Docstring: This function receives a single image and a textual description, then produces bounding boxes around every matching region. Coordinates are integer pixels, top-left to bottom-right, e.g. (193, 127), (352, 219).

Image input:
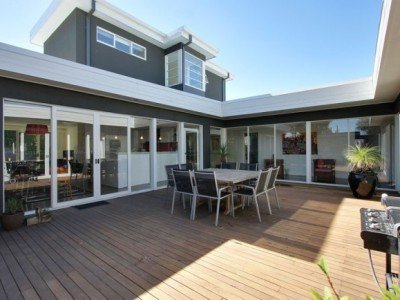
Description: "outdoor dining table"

(203, 168), (260, 215)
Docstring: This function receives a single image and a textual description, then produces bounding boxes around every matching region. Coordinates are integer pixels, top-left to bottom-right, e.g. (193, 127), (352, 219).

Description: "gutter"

(86, 0), (96, 66)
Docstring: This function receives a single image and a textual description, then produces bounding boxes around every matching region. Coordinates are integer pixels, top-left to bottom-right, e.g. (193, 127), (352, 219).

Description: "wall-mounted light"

(140, 136), (144, 140)
(114, 136), (118, 139)
(158, 137), (162, 141)
(102, 137), (105, 140)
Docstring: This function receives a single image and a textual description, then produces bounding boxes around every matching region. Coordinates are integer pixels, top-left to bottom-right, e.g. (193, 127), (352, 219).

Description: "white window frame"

(96, 26), (147, 60)
(165, 50), (182, 87)
(184, 52), (205, 91)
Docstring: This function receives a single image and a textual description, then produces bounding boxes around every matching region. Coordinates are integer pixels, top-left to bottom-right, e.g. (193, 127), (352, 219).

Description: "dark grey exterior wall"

(44, 8), (86, 64)
(205, 71), (225, 101)
(90, 16), (165, 85)
(223, 102), (398, 127)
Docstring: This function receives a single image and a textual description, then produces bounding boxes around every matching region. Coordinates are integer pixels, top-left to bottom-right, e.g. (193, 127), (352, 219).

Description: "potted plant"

(1, 197), (25, 231)
(344, 144), (382, 199)
(27, 207), (52, 226)
(219, 143), (228, 163)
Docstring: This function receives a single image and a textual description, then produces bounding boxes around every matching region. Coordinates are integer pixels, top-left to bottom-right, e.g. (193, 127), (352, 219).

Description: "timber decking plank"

(0, 186), (385, 299)
(0, 234), (39, 300)
(1, 232), (56, 300)
(17, 229), (88, 299)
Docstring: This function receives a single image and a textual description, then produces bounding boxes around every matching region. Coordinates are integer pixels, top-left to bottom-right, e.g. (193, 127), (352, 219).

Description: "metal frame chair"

(165, 164), (180, 188)
(233, 169), (272, 222)
(193, 171), (232, 226)
(239, 163), (258, 171)
(266, 166), (281, 209)
(171, 170), (195, 215)
(220, 162), (237, 170)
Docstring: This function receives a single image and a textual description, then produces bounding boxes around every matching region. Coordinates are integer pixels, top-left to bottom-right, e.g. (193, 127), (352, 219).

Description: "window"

(97, 27), (114, 46)
(185, 52), (204, 91)
(115, 36), (130, 54)
(165, 50), (182, 87)
(96, 27), (146, 60)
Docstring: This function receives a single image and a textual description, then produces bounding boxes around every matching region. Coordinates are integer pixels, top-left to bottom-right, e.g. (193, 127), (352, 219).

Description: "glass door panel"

(100, 115), (128, 195)
(4, 101), (52, 211)
(185, 129), (199, 169)
(56, 111), (93, 202)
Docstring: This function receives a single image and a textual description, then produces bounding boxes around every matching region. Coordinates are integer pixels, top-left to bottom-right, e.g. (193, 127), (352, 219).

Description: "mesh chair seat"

(234, 187), (254, 196)
(193, 171), (233, 226)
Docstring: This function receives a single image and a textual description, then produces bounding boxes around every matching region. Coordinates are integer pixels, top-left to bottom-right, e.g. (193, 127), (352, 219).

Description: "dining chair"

(233, 169), (272, 222)
(171, 170), (195, 215)
(266, 166), (281, 209)
(165, 164), (180, 188)
(220, 162), (237, 170)
(180, 163), (195, 171)
(239, 163), (258, 171)
(193, 171), (232, 226)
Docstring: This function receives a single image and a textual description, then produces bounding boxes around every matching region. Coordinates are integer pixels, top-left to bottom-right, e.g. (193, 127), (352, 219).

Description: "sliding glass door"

(56, 110), (94, 203)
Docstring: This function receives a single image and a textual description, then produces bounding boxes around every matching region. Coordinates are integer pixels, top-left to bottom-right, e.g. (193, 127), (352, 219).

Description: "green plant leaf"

(365, 296), (374, 300)
(310, 289), (324, 300)
(318, 257), (329, 276)
(323, 287), (333, 300)
(340, 296), (349, 300)
(344, 144), (382, 172)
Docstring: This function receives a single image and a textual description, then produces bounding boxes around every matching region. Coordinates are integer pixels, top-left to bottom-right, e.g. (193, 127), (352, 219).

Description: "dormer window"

(96, 27), (146, 60)
(184, 52), (205, 91)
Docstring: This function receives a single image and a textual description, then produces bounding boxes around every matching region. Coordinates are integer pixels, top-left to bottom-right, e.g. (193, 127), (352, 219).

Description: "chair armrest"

(234, 184), (254, 190)
(218, 185), (231, 193)
(381, 193), (400, 207)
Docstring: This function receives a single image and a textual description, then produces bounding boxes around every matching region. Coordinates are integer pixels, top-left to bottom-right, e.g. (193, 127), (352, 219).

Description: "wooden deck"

(0, 185), (391, 299)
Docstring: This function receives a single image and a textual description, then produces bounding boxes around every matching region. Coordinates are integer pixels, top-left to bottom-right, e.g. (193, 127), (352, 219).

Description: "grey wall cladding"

(44, 8), (86, 64)
(90, 16), (165, 85)
(205, 71), (225, 101)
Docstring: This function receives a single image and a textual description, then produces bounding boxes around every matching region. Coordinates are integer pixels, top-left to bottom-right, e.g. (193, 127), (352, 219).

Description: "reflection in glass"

(311, 119), (348, 185)
(349, 116), (394, 189)
(276, 122), (307, 182)
(249, 125), (274, 171)
(227, 127), (247, 164)
(57, 119), (93, 202)
(4, 102), (51, 211)
(210, 127), (221, 168)
(130, 117), (151, 191)
(100, 117), (128, 195)
(157, 120), (178, 187)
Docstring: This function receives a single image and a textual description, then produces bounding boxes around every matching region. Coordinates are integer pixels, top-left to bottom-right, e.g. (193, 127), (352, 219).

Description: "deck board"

(0, 185), (390, 299)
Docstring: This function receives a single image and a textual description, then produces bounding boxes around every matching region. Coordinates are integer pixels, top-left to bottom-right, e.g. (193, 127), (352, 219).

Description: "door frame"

(183, 127), (200, 169)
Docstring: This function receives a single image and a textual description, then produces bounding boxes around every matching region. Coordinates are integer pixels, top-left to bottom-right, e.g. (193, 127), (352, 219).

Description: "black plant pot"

(348, 171), (377, 199)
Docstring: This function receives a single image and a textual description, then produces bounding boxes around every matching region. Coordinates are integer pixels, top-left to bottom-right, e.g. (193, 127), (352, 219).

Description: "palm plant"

(344, 144), (382, 172)
(219, 143), (228, 163)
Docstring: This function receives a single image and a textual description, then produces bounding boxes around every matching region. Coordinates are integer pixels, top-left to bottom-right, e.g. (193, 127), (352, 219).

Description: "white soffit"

(373, 0), (400, 102)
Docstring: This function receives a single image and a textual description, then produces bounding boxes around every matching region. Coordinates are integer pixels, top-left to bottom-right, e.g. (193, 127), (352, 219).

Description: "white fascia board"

(0, 43), (222, 117)
(94, 0), (166, 47)
(205, 60), (234, 80)
(31, 0), (220, 60)
(372, 0), (392, 92)
(30, 0), (92, 46)
(221, 79), (375, 118)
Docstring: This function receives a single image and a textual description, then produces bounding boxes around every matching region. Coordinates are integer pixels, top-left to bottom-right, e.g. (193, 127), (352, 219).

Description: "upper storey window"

(184, 52), (205, 91)
(96, 27), (146, 60)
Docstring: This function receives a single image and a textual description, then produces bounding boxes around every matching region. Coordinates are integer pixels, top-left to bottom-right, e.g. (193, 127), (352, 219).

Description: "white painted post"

(50, 106), (57, 208)
(150, 118), (157, 189)
(178, 122), (185, 164)
(306, 121), (312, 183)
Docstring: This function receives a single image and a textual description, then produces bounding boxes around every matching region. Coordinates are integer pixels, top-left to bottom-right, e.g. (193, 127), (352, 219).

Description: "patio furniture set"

(166, 163), (280, 226)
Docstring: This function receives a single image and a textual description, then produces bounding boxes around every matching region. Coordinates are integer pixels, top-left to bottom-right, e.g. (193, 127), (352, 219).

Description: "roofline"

(30, 0), (225, 66)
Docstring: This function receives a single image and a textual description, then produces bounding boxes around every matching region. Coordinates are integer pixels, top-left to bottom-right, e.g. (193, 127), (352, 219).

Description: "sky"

(0, 0), (382, 100)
